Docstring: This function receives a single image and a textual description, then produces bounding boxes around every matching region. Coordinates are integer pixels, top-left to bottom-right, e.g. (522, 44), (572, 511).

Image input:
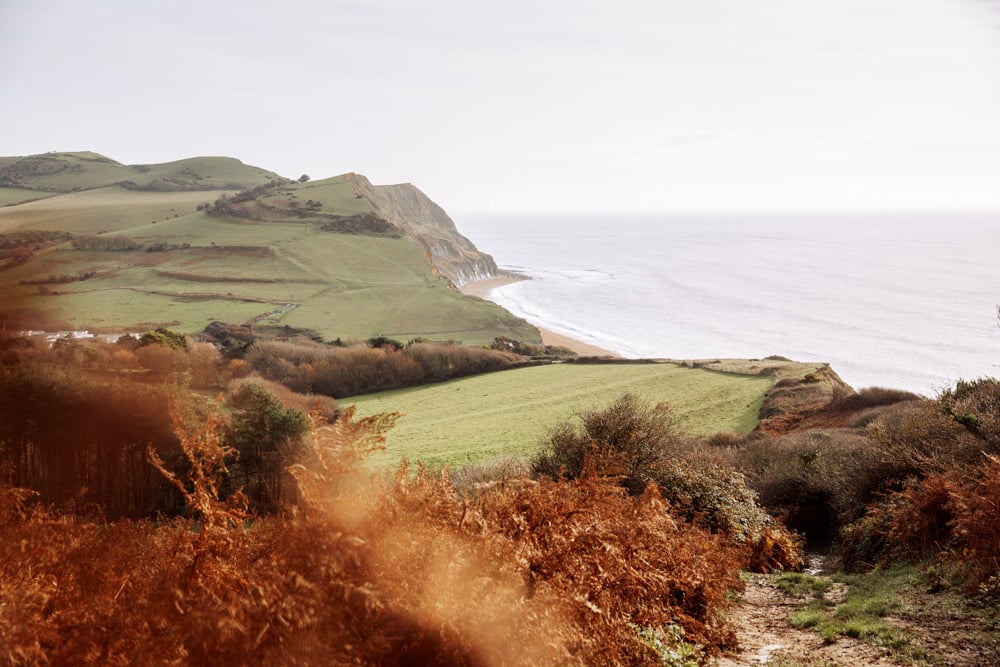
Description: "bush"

(533, 394), (803, 571)
(227, 383), (309, 511)
(732, 429), (892, 543)
(938, 377), (1000, 451)
(247, 339), (518, 398)
(227, 375), (338, 422)
(70, 235), (143, 251)
(532, 393), (681, 495)
(448, 455), (532, 496)
(866, 399), (974, 475)
(845, 455), (1000, 592)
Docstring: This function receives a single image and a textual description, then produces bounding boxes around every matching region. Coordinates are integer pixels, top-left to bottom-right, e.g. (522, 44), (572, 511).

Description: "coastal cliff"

(346, 173), (499, 286)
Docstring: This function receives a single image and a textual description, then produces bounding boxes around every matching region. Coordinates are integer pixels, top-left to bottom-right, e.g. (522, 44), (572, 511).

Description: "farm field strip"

(347, 362), (774, 469)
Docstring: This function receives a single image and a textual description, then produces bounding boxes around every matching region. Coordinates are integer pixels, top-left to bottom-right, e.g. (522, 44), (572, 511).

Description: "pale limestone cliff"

(347, 174), (498, 286)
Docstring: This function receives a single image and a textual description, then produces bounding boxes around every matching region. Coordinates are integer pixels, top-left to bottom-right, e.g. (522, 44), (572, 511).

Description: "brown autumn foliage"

(0, 402), (748, 665)
(838, 379), (1000, 593)
(532, 394), (804, 572)
(0, 360), (187, 516)
(226, 374), (339, 421)
(247, 338), (520, 398)
(871, 456), (1000, 594)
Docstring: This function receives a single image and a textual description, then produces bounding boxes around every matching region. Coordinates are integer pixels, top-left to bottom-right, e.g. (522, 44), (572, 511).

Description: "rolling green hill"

(0, 153), (535, 344)
(0, 152), (281, 194)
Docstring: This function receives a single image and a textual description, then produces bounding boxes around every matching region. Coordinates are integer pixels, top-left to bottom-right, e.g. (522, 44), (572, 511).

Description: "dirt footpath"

(715, 573), (897, 666)
(714, 569), (999, 666)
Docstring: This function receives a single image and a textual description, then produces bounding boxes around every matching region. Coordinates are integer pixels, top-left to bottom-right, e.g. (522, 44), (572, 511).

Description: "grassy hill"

(0, 154), (536, 344)
(0, 152), (281, 194)
(347, 361), (784, 469)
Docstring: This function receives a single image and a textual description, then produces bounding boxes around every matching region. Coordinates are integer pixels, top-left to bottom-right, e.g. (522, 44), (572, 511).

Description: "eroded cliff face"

(346, 174), (498, 286)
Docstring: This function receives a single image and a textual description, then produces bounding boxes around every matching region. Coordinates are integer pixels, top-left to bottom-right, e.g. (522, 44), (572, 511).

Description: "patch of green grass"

(0, 187), (229, 235)
(786, 566), (916, 654)
(775, 572), (833, 598)
(348, 362), (774, 468)
(789, 607), (826, 629)
(769, 658), (842, 667)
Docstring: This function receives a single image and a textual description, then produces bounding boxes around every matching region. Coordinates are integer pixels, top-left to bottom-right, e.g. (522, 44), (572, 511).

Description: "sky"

(2, 0), (1000, 214)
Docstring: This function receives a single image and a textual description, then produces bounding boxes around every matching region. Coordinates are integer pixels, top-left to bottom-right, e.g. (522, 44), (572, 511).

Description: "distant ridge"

(0, 151), (281, 194)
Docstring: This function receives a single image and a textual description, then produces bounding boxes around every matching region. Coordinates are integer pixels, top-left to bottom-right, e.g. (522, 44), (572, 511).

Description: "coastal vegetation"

(1, 154), (997, 663)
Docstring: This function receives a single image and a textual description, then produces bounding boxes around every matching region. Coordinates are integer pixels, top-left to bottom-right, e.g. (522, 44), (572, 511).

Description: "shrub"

(227, 375), (338, 422)
(134, 343), (189, 377)
(247, 338), (518, 398)
(733, 429), (890, 543)
(70, 235), (143, 251)
(947, 454), (1000, 593)
(938, 377), (1000, 451)
(448, 455), (532, 496)
(650, 457), (804, 572)
(227, 382), (309, 511)
(532, 393), (681, 495)
(533, 394), (803, 571)
(866, 399), (968, 474)
(852, 386), (924, 409)
(138, 327), (188, 351)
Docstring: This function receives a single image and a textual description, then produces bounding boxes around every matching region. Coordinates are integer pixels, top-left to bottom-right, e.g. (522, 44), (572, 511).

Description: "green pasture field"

(1, 157), (539, 342)
(0, 187), (230, 235)
(0, 188), (52, 207)
(347, 362), (774, 469)
(2, 205), (537, 342)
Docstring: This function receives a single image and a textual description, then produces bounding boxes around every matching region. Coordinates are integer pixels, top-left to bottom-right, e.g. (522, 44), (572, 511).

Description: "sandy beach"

(460, 275), (620, 358)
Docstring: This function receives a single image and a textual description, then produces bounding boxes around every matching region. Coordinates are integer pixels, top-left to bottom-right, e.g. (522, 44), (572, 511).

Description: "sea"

(458, 211), (1000, 396)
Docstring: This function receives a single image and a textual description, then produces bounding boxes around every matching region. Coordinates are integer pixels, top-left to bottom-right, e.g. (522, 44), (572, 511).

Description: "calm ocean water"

(459, 212), (1000, 395)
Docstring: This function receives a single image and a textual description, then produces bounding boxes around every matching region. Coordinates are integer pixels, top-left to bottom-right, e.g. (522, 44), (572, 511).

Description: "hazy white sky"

(2, 0), (999, 213)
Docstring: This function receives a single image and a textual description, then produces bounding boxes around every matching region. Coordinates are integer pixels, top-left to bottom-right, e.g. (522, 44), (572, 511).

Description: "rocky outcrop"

(346, 174), (498, 286)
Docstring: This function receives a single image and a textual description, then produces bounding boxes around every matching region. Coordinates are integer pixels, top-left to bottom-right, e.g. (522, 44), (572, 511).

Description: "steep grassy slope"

(0, 155), (535, 343)
(348, 361), (776, 468)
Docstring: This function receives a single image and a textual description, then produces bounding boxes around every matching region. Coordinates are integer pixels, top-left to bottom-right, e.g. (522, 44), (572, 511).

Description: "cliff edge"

(347, 174), (498, 286)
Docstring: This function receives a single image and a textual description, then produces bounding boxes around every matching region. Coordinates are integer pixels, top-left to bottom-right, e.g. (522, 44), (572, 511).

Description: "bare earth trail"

(715, 563), (999, 666)
(715, 573), (898, 667)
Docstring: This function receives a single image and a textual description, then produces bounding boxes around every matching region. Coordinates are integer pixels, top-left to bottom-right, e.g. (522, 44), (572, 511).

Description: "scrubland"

(1, 327), (999, 665)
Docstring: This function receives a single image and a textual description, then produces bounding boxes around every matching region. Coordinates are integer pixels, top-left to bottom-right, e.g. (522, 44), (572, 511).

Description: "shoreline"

(460, 274), (621, 358)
